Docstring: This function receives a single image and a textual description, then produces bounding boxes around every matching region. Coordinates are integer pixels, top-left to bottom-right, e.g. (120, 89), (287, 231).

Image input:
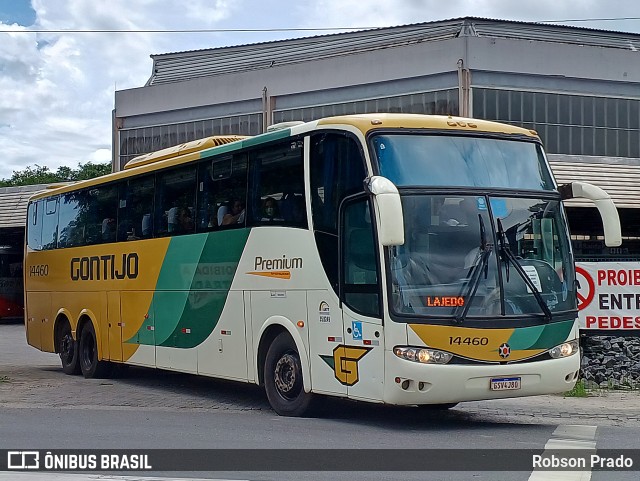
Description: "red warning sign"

(577, 262), (640, 330)
(575, 265), (595, 311)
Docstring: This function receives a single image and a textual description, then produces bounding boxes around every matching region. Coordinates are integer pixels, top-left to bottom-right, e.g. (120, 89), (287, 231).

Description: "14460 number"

(449, 336), (489, 346)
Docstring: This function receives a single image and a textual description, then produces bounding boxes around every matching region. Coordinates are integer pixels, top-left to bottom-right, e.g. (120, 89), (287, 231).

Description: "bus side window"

(58, 191), (86, 248)
(197, 154), (247, 231)
(27, 200), (43, 251)
(119, 175), (155, 241)
(41, 197), (59, 250)
(156, 166), (196, 237)
(310, 133), (367, 293)
(341, 197), (380, 318)
(248, 140), (305, 227)
(92, 185), (118, 244)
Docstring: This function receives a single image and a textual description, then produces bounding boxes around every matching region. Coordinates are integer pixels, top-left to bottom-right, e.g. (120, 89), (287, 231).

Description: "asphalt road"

(1, 320), (639, 481)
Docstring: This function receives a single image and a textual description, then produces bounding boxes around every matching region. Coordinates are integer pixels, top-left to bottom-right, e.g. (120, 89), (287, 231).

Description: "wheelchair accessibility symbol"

(351, 321), (363, 340)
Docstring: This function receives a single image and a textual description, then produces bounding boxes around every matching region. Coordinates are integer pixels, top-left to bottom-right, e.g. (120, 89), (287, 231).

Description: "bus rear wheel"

(79, 322), (111, 379)
(264, 332), (314, 417)
(58, 320), (79, 375)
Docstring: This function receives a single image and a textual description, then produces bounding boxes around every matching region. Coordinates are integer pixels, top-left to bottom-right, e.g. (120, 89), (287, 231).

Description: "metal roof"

(548, 155), (640, 209)
(147, 17), (640, 86)
(0, 185), (48, 228)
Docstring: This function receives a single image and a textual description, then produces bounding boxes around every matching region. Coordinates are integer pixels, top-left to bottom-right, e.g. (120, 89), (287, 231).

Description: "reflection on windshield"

(389, 195), (576, 321)
(373, 134), (554, 190)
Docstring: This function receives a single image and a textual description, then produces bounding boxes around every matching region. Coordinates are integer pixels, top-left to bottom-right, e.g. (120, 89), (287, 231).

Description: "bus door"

(120, 291), (156, 367)
(198, 290), (249, 380)
(25, 292), (50, 350)
(307, 291), (347, 396)
(339, 196), (384, 402)
(155, 291), (197, 373)
(107, 291), (122, 361)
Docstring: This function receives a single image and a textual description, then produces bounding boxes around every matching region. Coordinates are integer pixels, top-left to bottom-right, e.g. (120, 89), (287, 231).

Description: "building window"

(273, 89), (459, 124)
(473, 88), (640, 159)
(118, 113), (263, 170)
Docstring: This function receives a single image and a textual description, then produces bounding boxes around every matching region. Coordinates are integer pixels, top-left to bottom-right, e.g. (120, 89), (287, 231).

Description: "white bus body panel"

(383, 350), (580, 405)
(197, 290), (249, 380)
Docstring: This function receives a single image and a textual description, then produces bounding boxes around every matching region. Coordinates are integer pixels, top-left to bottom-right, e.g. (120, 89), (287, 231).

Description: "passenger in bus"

(440, 198), (477, 227)
(221, 199), (245, 226)
(261, 197), (282, 222)
(176, 206), (194, 233)
(101, 217), (116, 242)
(167, 206), (179, 232)
(167, 204), (194, 233)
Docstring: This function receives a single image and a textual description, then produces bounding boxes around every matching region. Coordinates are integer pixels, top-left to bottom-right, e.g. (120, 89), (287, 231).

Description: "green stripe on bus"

(506, 319), (574, 350)
(127, 228), (250, 348)
(199, 129), (292, 160)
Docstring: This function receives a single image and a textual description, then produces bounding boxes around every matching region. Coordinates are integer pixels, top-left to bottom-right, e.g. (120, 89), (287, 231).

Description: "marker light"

(393, 346), (453, 365)
(549, 339), (580, 359)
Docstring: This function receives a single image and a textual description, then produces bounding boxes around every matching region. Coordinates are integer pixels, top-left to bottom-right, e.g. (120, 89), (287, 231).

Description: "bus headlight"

(393, 346), (453, 364)
(548, 339), (580, 359)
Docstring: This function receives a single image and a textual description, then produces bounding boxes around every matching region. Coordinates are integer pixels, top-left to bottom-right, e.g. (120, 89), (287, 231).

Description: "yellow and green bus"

(24, 114), (621, 416)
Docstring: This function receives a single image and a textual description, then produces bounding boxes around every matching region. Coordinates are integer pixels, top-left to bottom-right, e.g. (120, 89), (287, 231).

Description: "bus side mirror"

(364, 176), (405, 246)
(559, 181), (622, 247)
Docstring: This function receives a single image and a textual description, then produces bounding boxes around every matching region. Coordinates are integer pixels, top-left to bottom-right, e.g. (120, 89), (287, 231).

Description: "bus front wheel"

(58, 320), (80, 375)
(78, 322), (111, 379)
(264, 332), (314, 417)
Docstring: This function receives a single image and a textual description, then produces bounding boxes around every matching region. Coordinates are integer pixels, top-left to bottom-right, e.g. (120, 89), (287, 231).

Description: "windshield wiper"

(496, 218), (552, 322)
(453, 215), (492, 325)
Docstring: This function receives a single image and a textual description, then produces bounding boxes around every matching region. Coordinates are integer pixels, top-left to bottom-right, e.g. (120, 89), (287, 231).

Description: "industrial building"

(109, 17), (639, 260)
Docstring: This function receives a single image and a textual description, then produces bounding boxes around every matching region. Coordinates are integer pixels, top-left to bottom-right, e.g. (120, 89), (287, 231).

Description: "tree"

(0, 162), (112, 187)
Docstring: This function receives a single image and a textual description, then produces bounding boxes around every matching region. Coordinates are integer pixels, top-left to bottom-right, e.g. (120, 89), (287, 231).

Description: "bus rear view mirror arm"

(559, 181), (622, 247)
(364, 176), (405, 246)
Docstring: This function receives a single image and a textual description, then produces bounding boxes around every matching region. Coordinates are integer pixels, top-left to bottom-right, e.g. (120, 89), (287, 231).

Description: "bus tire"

(78, 322), (111, 379)
(264, 332), (313, 417)
(58, 320), (80, 375)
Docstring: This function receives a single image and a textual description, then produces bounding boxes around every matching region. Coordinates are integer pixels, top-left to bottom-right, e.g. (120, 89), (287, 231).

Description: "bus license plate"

(490, 377), (521, 391)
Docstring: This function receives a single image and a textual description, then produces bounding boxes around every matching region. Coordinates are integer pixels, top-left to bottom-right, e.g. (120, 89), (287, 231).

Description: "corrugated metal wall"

(147, 17), (640, 86)
(0, 185), (47, 228)
(548, 155), (640, 208)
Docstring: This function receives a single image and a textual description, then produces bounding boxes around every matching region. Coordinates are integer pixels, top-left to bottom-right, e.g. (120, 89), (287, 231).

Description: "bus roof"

(29, 114), (539, 201)
(124, 135), (247, 170)
(314, 113), (540, 138)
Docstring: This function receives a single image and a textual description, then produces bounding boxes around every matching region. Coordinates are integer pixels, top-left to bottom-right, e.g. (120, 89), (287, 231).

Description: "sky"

(1, 0), (640, 179)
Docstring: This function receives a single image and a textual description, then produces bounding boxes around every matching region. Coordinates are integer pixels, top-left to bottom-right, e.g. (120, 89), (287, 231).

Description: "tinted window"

(118, 176), (154, 241)
(342, 197), (380, 318)
(27, 201), (42, 250)
(156, 166), (196, 237)
(310, 133), (367, 293)
(311, 133), (366, 234)
(42, 197), (59, 250)
(248, 140), (306, 227)
(58, 191), (86, 248)
(198, 154), (248, 231)
(90, 185), (119, 244)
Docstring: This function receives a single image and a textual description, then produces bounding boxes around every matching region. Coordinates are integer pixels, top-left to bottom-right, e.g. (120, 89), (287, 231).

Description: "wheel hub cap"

(274, 354), (296, 393)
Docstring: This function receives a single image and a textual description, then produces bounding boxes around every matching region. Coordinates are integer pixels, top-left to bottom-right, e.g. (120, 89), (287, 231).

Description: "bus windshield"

(372, 133), (554, 190)
(388, 194), (577, 322)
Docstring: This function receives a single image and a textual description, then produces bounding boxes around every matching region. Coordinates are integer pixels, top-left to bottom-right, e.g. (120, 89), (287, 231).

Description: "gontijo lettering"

(70, 253), (139, 281)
